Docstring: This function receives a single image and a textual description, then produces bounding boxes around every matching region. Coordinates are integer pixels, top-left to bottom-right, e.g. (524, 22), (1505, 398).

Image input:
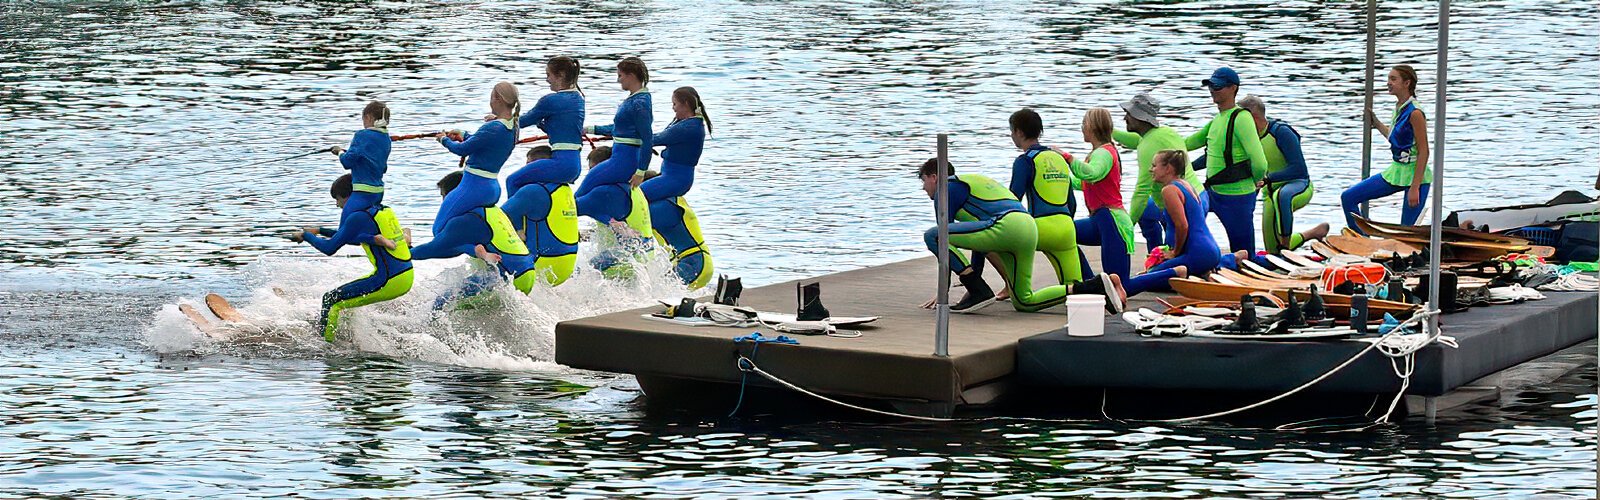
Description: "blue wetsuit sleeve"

(1263, 125), (1309, 183)
(303, 212), (369, 256)
(652, 120), (692, 149)
(518, 95), (555, 131)
(633, 100), (653, 173)
(590, 123), (615, 136)
(339, 132), (364, 171)
(1009, 155), (1032, 201)
(440, 123), (492, 157)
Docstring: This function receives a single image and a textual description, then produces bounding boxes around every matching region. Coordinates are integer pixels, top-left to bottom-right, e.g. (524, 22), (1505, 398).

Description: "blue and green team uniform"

(502, 179), (580, 287)
(1113, 127), (1205, 252)
(1008, 144), (1083, 285)
(1341, 99), (1431, 234)
(302, 205), (413, 342)
(641, 116), (705, 202)
(649, 196), (713, 289)
(339, 127), (392, 218)
(509, 89), (585, 190)
(413, 206), (541, 300)
(578, 88), (653, 223)
(924, 174), (1069, 313)
(1123, 181), (1237, 297)
(436, 118), (517, 235)
(1258, 119), (1315, 252)
(1185, 107), (1268, 254)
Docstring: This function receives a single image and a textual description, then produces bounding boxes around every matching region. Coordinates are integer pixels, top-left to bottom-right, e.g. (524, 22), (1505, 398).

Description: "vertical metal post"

(1426, 0), (1449, 335)
(934, 134), (951, 358)
(1360, 0), (1377, 217)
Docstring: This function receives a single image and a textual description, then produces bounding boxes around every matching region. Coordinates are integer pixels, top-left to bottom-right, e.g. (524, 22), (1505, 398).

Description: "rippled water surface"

(1, 0), (1595, 497)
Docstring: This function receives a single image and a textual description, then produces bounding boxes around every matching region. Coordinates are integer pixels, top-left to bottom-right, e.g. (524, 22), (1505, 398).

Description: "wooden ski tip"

(179, 304), (216, 334)
(204, 293), (245, 322)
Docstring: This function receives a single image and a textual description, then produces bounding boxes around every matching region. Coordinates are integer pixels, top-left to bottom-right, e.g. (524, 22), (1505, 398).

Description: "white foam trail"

(143, 238), (693, 373)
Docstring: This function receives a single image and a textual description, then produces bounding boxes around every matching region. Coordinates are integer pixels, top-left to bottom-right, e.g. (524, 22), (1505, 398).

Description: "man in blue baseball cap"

(1184, 66), (1268, 256)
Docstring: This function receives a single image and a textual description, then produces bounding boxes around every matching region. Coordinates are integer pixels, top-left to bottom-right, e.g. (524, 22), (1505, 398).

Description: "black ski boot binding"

(796, 281), (831, 321)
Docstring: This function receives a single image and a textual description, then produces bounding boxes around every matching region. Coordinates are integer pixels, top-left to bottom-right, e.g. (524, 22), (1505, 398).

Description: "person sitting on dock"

(918, 159), (1125, 313)
(502, 147), (580, 288)
(290, 174), (413, 341)
(1005, 108), (1082, 288)
(1113, 92), (1204, 254)
(1121, 150), (1247, 297)
(1238, 95), (1329, 253)
(1340, 64), (1432, 234)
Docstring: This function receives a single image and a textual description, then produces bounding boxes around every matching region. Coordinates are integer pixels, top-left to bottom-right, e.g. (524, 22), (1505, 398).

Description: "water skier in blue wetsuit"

(290, 174), (413, 341)
(577, 57), (654, 226)
(641, 86), (711, 203)
(331, 101), (392, 219)
(435, 81), (520, 235)
(391, 172), (541, 303)
(501, 147), (580, 288)
(507, 56), (585, 193)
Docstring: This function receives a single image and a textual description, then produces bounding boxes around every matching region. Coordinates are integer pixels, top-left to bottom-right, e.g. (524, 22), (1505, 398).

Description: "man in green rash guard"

(1185, 67), (1269, 255)
(1111, 92), (1204, 253)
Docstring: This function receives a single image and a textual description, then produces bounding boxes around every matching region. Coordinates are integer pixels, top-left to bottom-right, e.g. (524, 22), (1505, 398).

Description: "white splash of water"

(143, 238), (694, 372)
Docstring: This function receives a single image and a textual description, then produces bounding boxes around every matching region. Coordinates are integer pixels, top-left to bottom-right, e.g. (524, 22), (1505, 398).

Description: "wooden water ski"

(179, 304), (217, 336)
(205, 293), (245, 322)
(1169, 277), (1419, 317)
(1352, 214), (1529, 246)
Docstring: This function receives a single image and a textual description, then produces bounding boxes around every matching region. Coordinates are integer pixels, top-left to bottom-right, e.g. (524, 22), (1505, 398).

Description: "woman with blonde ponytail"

(641, 86), (711, 202)
(434, 81), (519, 234)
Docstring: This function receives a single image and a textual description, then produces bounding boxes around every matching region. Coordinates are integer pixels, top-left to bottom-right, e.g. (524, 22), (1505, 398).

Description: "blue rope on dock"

(728, 332), (798, 417)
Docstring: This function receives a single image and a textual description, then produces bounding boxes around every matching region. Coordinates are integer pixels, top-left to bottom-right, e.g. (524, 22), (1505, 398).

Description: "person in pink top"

(1055, 108), (1136, 280)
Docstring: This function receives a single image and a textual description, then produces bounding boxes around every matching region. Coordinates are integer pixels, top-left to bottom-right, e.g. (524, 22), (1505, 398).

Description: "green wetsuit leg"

(320, 269), (414, 341)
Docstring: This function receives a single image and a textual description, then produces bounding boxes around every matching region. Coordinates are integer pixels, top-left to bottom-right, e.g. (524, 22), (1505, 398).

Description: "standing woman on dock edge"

(1340, 65), (1431, 234)
(509, 56), (586, 191)
(435, 82), (521, 234)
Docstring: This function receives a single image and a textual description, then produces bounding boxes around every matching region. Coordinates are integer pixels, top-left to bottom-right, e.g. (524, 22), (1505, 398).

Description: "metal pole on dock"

(934, 134), (951, 358)
(1426, 0), (1449, 337)
(1360, 0), (1377, 217)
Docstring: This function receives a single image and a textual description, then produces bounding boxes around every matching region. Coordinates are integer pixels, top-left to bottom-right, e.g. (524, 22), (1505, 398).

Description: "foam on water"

(143, 238), (693, 372)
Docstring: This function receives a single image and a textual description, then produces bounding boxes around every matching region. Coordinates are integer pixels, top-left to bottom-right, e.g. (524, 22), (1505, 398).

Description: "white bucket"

(1065, 295), (1106, 337)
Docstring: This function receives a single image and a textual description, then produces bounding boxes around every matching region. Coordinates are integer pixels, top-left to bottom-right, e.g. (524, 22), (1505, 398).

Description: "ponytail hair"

(363, 100), (390, 130)
(1393, 64), (1419, 96)
(493, 81), (521, 138)
(1155, 149), (1190, 176)
(672, 86), (712, 136)
(549, 55), (582, 96)
(617, 57), (649, 87)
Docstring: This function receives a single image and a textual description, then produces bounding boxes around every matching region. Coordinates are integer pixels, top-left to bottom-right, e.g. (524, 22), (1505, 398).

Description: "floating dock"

(555, 251), (1597, 419)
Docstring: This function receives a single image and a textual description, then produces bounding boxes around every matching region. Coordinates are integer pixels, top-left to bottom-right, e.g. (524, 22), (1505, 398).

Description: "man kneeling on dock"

(918, 159), (1126, 314)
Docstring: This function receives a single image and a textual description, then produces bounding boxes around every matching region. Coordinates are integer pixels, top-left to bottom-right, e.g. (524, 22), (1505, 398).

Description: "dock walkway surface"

(555, 252), (1597, 416)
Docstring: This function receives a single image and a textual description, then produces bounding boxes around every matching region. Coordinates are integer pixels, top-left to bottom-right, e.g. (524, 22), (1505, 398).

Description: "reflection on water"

(0, 0), (1595, 497)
